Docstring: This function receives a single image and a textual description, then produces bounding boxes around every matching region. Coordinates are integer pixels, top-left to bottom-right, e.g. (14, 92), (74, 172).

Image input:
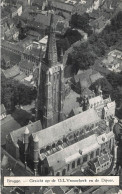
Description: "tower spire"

(45, 12), (57, 67)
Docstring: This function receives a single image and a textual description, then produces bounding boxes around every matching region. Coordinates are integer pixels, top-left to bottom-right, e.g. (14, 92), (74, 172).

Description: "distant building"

(19, 60), (36, 76)
(0, 104), (7, 120)
(50, 0), (74, 19)
(2, 65), (20, 80)
(88, 153), (111, 174)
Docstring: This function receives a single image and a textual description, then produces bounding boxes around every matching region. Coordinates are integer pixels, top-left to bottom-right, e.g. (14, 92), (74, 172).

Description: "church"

(6, 13), (117, 176)
(36, 13), (64, 128)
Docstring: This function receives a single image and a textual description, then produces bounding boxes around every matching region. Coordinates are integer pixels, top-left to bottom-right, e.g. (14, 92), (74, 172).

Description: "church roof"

(9, 120), (42, 145)
(47, 131), (113, 171)
(47, 134), (100, 171)
(32, 109), (100, 149)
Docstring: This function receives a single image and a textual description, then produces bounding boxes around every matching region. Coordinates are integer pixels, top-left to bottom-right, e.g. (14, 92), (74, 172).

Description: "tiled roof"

(1, 148), (32, 176)
(32, 109), (100, 149)
(52, 1), (74, 12)
(52, 187), (64, 194)
(63, 90), (80, 116)
(47, 134), (100, 171)
(35, 13), (63, 27)
(98, 153), (110, 165)
(3, 65), (20, 79)
(1, 114), (21, 145)
(9, 120), (42, 145)
(74, 68), (102, 88)
(0, 104), (6, 114)
(13, 72), (27, 82)
(19, 60), (34, 70)
(1, 48), (21, 65)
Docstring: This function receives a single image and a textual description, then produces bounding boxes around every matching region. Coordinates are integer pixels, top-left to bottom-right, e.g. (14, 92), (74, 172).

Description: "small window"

(72, 161), (75, 169)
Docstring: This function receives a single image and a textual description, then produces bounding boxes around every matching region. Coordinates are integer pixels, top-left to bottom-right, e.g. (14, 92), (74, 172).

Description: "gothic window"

(56, 172), (60, 176)
(72, 161), (75, 169)
(62, 169), (66, 176)
(77, 159), (80, 166)
(52, 143), (56, 148)
(67, 164), (70, 171)
(90, 152), (94, 159)
(83, 155), (87, 163)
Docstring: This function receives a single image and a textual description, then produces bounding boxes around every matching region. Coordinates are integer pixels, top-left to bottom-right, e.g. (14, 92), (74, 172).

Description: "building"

(19, 60), (36, 76)
(6, 107), (116, 176)
(2, 65), (20, 80)
(50, 0), (74, 19)
(88, 153), (111, 174)
(36, 13), (64, 128)
(0, 104), (7, 120)
(101, 49), (122, 72)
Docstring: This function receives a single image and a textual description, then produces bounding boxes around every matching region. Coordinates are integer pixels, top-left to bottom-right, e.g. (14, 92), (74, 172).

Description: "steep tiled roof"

(9, 120), (42, 144)
(32, 109), (100, 149)
(1, 48), (21, 65)
(1, 114), (21, 145)
(1, 148), (32, 176)
(3, 65), (20, 79)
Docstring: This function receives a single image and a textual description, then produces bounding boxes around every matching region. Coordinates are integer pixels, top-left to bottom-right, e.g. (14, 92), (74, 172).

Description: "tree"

(70, 13), (92, 35)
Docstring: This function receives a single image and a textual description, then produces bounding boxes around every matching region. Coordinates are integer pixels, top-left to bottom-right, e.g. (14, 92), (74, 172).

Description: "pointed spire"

(33, 135), (39, 142)
(45, 12), (57, 67)
(24, 127), (29, 134)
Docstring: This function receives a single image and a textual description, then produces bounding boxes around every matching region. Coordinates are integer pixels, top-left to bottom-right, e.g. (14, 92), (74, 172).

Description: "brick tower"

(36, 13), (64, 128)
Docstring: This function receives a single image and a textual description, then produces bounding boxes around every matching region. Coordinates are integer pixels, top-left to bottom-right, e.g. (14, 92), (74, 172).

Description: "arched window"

(62, 169), (66, 176)
(67, 164), (70, 171)
(77, 158), (80, 166)
(52, 143), (56, 148)
(56, 172), (60, 176)
(72, 161), (75, 169)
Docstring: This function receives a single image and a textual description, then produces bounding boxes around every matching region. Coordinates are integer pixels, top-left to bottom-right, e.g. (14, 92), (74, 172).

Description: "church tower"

(36, 13), (64, 128)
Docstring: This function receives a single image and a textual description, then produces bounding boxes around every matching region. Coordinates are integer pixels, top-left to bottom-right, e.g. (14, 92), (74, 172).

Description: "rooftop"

(1, 48), (21, 65)
(1, 114), (21, 145)
(19, 60), (34, 70)
(2, 65), (20, 79)
(9, 120), (42, 145)
(47, 132), (113, 171)
(1, 148), (32, 176)
(32, 109), (100, 149)
(0, 104), (6, 114)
